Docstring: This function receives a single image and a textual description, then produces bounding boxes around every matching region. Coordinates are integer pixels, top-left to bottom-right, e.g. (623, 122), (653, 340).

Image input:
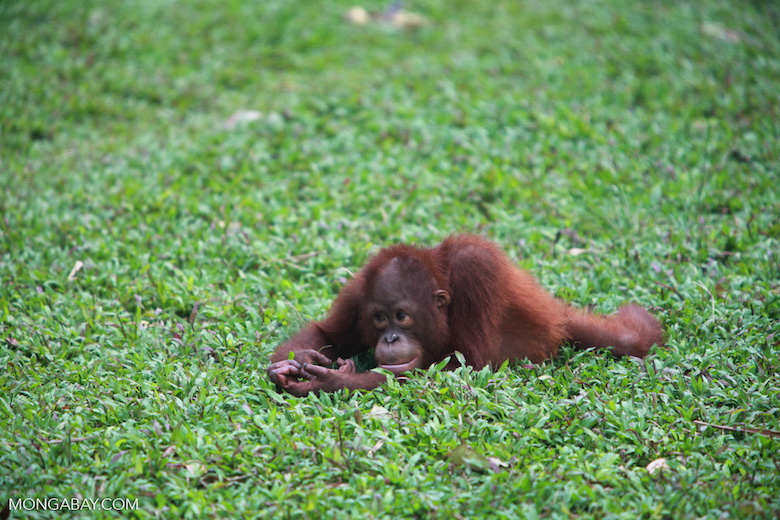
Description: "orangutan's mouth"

(378, 357), (419, 374)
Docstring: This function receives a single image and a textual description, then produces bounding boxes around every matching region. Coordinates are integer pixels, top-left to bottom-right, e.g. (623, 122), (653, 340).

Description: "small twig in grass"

(224, 474), (253, 484)
(652, 281), (682, 299)
(260, 252), (320, 269)
(43, 434), (99, 444)
(694, 281), (716, 324)
(116, 318), (130, 343)
(693, 420), (780, 438)
(285, 252), (319, 264)
(198, 473), (253, 488)
(189, 301), (200, 331)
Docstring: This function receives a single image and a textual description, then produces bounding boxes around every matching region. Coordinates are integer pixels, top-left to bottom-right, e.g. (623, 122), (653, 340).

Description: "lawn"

(1, 0), (779, 518)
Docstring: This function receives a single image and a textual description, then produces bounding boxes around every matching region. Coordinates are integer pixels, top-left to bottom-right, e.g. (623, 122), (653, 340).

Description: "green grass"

(1, 0), (779, 518)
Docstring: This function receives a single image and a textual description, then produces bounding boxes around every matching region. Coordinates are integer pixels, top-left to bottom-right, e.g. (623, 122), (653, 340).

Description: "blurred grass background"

(1, 0), (779, 518)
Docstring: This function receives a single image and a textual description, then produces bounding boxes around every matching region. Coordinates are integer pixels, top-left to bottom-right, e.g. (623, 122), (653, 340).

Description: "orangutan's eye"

(395, 311), (413, 326)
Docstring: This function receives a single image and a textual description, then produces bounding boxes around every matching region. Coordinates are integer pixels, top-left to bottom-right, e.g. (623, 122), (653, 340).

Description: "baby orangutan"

(268, 235), (663, 396)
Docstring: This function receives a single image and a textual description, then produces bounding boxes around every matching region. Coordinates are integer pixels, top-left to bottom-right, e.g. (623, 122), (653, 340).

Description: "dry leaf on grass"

(223, 110), (262, 130)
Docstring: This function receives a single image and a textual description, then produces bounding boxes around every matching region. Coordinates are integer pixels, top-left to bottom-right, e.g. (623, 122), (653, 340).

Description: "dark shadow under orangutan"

(267, 235), (664, 396)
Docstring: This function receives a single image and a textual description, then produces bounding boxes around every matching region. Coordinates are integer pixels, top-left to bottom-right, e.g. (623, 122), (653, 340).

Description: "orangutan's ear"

(434, 290), (450, 308)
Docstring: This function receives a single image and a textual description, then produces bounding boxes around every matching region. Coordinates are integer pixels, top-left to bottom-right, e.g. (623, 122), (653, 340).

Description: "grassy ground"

(2, 0), (779, 518)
